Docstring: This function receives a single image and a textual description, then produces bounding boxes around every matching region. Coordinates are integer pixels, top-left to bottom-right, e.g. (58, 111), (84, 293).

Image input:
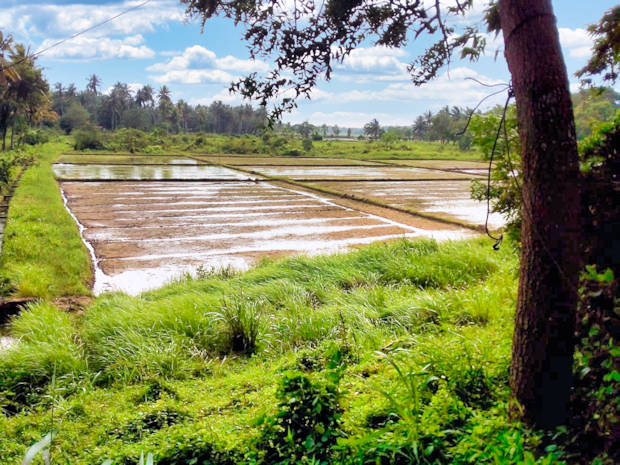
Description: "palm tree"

(157, 85), (173, 124)
(363, 118), (381, 139)
(135, 85), (154, 108)
(108, 82), (132, 129)
(0, 32), (19, 86)
(0, 44), (50, 149)
(86, 74), (101, 95)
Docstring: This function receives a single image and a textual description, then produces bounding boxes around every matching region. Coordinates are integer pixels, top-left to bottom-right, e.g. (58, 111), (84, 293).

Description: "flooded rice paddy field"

(57, 154), (202, 165)
(383, 159), (491, 170)
(247, 166), (474, 180)
(312, 180), (505, 228)
(53, 163), (259, 181)
(60, 180), (473, 294)
(53, 153), (503, 295)
(194, 155), (382, 166)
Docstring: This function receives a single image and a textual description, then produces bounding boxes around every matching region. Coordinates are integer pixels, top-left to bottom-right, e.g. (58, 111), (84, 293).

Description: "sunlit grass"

(0, 142), (92, 297)
(0, 237), (524, 463)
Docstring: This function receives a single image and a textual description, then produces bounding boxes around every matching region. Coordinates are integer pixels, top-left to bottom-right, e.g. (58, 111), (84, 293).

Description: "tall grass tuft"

(216, 295), (266, 354)
(0, 302), (86, 412)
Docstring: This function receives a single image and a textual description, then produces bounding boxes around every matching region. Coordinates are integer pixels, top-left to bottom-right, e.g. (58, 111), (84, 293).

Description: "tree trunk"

(498, 0), (581, 429)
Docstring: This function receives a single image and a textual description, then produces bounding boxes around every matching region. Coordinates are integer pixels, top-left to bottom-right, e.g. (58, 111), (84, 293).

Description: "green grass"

(0, 137), (568, 463)
(310, 138), (482, 160)
(0, 237), (567, 465)
(71, 131), (482, 161)
(0, 141), (92, 297)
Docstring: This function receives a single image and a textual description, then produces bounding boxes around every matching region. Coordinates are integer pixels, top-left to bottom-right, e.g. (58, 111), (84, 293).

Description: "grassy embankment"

(0, 141), (91, 298)
(0, 236), (568, 464)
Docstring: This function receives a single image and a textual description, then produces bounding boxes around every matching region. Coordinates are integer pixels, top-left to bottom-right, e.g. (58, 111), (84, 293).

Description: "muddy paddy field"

(53, 154), (498, 295)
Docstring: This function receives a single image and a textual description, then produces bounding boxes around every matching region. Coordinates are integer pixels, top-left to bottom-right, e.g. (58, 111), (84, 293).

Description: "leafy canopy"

(182, 0), (488, 118)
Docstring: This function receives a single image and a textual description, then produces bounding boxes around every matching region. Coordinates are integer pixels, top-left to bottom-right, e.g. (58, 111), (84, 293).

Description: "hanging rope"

(482, 87), (515, 250)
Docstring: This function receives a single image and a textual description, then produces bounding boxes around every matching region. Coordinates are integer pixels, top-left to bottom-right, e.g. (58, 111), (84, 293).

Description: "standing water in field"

(59, 179), (475, 295)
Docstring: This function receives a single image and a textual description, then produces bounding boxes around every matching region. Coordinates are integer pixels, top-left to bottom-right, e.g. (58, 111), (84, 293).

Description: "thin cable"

(465, 77), (510, 88)
(495, 87), (578, 292)
(0, 0), (153, 71)
(484, 91), (512, 250)
(457, 86), (509, 136)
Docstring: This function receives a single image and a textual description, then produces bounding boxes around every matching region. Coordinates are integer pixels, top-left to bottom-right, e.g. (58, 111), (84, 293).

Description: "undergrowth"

(0, 237), (572, 464)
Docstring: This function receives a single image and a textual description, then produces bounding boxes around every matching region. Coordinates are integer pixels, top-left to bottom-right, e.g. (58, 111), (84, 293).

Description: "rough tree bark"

(498, 0), (581, 428)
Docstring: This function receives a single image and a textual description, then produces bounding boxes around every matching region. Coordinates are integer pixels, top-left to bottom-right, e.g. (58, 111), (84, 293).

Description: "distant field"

(309, 138), (482, 160)
(246, 165), (475, 180)
(71, 133), (483, 160)
(57, 154), (200, 165)
(382, 159), (490, 169)
(193, 155), (382, 166)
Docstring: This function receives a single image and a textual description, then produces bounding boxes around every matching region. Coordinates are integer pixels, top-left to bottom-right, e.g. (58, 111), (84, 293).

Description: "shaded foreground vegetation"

(0, 236), (583, 464)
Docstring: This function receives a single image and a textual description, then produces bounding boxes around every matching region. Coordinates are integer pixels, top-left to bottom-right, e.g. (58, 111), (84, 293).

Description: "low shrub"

(73, 127), (104, 150)
(22, 129), (51, 146)
(255, 368), (343, 464)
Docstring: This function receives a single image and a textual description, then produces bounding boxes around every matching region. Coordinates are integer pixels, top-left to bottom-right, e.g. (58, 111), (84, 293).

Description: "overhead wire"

(0, 0), (153, 71)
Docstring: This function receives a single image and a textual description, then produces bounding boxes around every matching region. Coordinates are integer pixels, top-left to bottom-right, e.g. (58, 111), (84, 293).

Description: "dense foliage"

(52, 79), (268, 136)
(1, 237), (546, 464)
(0, 33), (56, 150)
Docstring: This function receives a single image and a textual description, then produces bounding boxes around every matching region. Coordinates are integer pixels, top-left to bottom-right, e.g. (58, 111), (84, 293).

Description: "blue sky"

(1, 0), (617, 127)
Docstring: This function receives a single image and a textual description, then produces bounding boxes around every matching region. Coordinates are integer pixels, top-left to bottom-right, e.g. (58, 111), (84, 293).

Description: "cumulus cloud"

(148, 45), (270, 84)
(559, 28), (594, 59)
(148, 45), (270, 73)
(103, 82), (144, 96)
(40, 35), (155, 60)
(0, 0), (184, 39)
(329, 68), (507, 107)
(336, 46), (408, 75)
(151, 69), (236, 85)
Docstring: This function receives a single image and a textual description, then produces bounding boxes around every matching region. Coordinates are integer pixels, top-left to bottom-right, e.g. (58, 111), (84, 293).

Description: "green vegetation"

(0, 237), (571, 464)
(0, 141), (91, 297)
(68, 129), (482, 160)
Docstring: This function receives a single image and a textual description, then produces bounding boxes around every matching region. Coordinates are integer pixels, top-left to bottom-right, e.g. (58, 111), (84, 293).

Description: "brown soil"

(53, 296), (93, 313)
(248, 166), (473, 180)
(58, 157), (486, 294)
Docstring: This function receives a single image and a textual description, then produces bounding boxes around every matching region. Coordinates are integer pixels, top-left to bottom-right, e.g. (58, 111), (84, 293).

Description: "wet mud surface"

(383, 159), (491, 170)
(53, 164), (258, 181)
(57, 154), (200, 165)
(247, 166), (474, 180)
(60, 180), (474, 295)
(313, 180), (505, 228)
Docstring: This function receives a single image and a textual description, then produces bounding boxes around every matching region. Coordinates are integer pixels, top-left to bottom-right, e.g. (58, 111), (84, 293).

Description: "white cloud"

(40, 35), (155, 61)
(569, 82), (583, 94)
(148, 45), (269, 74)
(328, 68), (507, 107)
(103, 82), (144, 96)
(0, 0), (185, 40)
(336, 46), (408, 74)
(190, 89), (242, 106)
(559, 28), (592, 48)
(151, 69), (235, 85)
(559, 28), (593, 59)
(148, 45), (270, 84)
(290, 111), (415, 127)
